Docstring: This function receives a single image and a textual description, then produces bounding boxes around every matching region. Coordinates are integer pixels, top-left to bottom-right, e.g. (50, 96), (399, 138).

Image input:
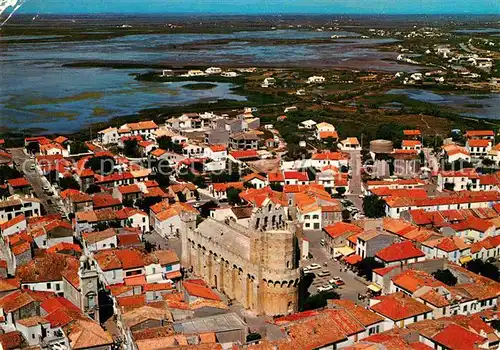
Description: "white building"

(205, 67), (222, 74)
(307, 76), (326, 84)
(339, 138), (361, 151)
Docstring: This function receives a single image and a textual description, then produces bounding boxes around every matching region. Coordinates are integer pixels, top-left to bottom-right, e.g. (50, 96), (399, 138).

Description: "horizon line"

(9, 12), (500, 16)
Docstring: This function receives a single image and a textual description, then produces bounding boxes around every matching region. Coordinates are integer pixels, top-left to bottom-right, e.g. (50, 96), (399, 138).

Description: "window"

(312, 215), (319, 219)
(413, 316), (417, 322)
(143, 217), (146, 223)
(368, 326), (379, 335)
(88, 294), (95, 308)
(463, 305), (467, 312)
(56, 284), (60, 291)
(305, 223), (310, 228)
(46, 283), (51, 289)
(304, 215), (310, 220)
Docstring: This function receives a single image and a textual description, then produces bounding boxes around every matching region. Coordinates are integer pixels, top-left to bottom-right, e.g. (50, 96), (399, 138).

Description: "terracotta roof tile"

(376, 241), (425, 263)
(182, 280), (221, 301)
(370, 292), (432, 321)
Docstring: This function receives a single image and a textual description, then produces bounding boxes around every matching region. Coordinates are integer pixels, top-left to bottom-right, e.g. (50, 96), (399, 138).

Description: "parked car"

(334, 279), (345, 286)
(306, 263), (321, 270)
(317, 270), (331, 277)
(318, 285), (334, 293)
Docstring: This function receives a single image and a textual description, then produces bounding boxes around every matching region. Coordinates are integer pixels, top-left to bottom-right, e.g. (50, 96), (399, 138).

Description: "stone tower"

(78, 255), (100, 323)
(180, 210), (197, 266)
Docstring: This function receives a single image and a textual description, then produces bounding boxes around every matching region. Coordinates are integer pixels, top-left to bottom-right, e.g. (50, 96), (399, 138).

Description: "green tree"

(324, 137), (337, 150)
(199, 200), (218, 218)
(177, 192), (187, 203)
(0, 165), (21, 184)
(26, 142), (40, 155)
(482, 158), (495, 167)
(355, 257), (384, 281)
(124, 139), (140, 158)
(70, 141), (88, 155)
(270, 183), (283, 192)
(362, 195), (387, 218)
(419, 151), (425, 165)
(85, 184), (101, 194)
(466, 259), (500, 281)
(136, 196), (163, 212)
(158, 136), (182, 154)
(86, 156), (115, 175)
(226, 187), (242, 205)
(59, 177), (80, 190)
(336, 187), (346, 197)
(246, 333), (262, 342)
(0, 186), (10, 199)
(432, 269), (458, 286)
(376, 123), (407, 149)
(444, 160), (474, 171)
(302, 290), (340, 311)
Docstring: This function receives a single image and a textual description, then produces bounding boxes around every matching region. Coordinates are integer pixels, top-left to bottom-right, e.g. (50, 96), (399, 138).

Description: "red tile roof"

(451, 217), (493, 233)
(118, 184), (142, 195)
(92, 193), (121, 209)
(7, 177), (30, 188)
(343, 254), (362, 265)
(268, 171), (285, 182)
(229, 150), (259, 159)
(319, 131), (339, 139)
(466, 130), (494, 137)
(468, 139), (491, 147)
(0, 214), (25, 231)
(312, 152), (347, 161)
(324, 222), (363, 239)
(370, 292), (432, 321)
(402, 140), (421, 147)
(212, 182), (244, 192)
(433, 324), (486, 350)
(47, 242), (82, 254)
(283, 171), (309, 181)
(0, 331), (23, 350)
(117, 233), (142, 247)
(376, 241), (425, 263)
(209, 144), (226, 152)
(373, 266), (398, 276)
(183, 281), (221, 301)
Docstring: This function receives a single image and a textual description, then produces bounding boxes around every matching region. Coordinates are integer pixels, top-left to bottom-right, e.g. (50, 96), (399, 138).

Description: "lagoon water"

(1, 30), (413, 133)
(388, 89), (500, 119)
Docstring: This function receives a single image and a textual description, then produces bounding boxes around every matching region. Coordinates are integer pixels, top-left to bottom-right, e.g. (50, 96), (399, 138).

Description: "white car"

(317, 270), (331, 277)
(307, 263), (321, 270)
(318, 285), (334, 292)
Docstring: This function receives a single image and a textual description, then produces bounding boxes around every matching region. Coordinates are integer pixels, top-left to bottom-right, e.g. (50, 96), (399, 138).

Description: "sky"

(12, 0), (500, 15)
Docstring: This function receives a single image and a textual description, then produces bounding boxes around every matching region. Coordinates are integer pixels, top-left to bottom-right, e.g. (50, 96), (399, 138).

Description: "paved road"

(303, 229), (369, 303)
(10, 148), (60, 215)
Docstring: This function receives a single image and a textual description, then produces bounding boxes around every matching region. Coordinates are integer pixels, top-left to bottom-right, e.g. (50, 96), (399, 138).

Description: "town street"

(303, 229), (369, 303)
(10, 148), (61, 215)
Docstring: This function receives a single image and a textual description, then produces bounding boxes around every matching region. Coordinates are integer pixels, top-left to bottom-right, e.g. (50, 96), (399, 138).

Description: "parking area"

(303, 229), (369, 302)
